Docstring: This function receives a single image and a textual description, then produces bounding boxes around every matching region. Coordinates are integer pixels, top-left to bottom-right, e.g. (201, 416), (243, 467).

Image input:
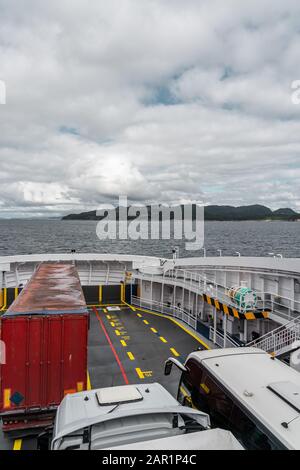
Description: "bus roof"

(188, 348), (300, 450)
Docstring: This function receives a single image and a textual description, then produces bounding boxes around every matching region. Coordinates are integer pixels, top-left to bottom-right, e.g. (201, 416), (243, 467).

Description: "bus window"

(178, 371), (193, 407)
(229, 405), (278, 450)
(198, 375), (234, 429)
(178, 359), (204, 408)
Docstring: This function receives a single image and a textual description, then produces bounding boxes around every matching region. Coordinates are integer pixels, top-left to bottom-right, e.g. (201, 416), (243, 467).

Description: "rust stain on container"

(6, 263), (87, 315)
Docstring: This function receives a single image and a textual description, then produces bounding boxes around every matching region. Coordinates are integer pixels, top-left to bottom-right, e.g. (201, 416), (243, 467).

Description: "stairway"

(247, 316), (300, 356)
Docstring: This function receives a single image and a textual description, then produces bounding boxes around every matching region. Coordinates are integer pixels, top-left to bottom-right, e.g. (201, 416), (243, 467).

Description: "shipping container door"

(62, 316), (88, 395)
(27, 317), (44, 408)
(46, 316), (64, 406)
(1, 317), (43, 411)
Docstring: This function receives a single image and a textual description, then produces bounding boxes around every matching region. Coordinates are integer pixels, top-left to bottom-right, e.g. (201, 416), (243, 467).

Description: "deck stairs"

(247, 316), (300, 356)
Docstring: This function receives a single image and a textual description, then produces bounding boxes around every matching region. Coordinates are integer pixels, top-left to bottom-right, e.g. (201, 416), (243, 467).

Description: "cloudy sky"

(0, 0), (300, 217)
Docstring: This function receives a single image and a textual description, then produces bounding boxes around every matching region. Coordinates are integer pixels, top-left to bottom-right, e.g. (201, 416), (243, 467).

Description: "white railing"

(247, 316), (300, 354)
(209, 327), (241, 349)
(134, 268), (300, 322)
(131, 295), (197, 330)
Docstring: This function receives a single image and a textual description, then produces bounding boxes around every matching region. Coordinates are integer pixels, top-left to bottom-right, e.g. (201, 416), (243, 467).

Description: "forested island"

(62, 205), (300, 222)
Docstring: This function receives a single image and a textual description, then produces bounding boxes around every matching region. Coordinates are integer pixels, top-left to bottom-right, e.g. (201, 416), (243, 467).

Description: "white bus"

(165, 347), (300, 450)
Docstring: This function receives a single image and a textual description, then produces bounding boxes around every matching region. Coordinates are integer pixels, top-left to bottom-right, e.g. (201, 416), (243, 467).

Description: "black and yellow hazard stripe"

(202, 294), (270, 320)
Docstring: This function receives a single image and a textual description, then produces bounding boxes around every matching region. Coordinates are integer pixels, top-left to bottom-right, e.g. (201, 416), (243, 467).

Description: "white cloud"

(0, 0), (300, 217)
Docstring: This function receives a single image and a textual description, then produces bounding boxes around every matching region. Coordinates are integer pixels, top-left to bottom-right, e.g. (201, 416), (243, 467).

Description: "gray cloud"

(0, 0), (300, 217)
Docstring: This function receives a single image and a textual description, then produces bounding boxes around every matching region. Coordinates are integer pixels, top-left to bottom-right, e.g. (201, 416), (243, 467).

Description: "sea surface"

(0, 219), (299, 258)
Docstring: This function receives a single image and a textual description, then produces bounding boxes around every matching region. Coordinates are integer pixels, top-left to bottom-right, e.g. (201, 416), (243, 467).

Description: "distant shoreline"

(62, 204), (300, 222)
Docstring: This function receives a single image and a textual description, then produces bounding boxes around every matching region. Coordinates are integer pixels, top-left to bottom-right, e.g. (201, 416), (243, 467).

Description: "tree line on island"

(62, 204), (300, 221)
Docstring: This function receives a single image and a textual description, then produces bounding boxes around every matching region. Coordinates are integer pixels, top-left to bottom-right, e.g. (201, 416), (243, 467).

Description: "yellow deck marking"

(122, 300), (136, 311)
(13, 439), (22, 451)
(151, 327), (158, 333)
(143, 320), (149, 325)
(120, 340), (127, 347)
(87, 371), (92, 390)
(106, 314), (111, 319)
(170, 348), (180, 357)
(133, 307), (210, 350)
(143, 371), (153, 378)
(137, 313), (142, 318)
(135, 368), (145, 379)
(110, 322), (115, 327)
(103, 309), (108, 313)
(127, 352), (135, 361)
(115, 330), (121, 336)
(159, 336), (167, 343)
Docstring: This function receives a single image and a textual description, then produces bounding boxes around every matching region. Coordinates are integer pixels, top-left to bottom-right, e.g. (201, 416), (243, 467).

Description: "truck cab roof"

(52, 383), (211, 450)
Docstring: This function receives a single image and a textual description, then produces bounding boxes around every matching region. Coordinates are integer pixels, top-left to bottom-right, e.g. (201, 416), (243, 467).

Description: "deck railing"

(133, 268), (300, 322)
(131, 295), (197, 330)
(209, 327), (241, 349)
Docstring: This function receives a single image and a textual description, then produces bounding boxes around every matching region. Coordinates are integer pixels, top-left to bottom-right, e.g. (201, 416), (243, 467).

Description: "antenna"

(281, 414), (300, 429)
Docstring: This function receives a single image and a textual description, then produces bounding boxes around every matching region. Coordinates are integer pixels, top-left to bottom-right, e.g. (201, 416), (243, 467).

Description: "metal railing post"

(223, 314), (227, 348)
(214, 307), (217, 344)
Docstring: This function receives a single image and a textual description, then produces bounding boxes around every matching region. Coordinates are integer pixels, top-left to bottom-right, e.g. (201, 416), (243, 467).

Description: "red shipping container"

(0, 263), (89, 431)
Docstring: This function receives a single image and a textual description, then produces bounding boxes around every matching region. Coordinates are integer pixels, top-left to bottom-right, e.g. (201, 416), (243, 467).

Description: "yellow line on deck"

(151, 327), (158, 333)
(137, 313), (142, 318)
(107, 314), (111, 319)
(122, 300), (136, 311)
(127, 352), (135, 361)
(110, 322), (115, 327)
(135, 368), (145, 379)
(143, 320), (149, 325)
(120, 340), (127, 347)
(115, 330), (121, 336)
(159, 336), (167, 343)
(170, 347), (180, 357)
(13, 439), (22, 451)
(134, 307), (210, 350)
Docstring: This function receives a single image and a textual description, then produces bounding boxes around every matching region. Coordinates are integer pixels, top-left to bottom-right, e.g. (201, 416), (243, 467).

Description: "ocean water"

(0, 219), (299, 258)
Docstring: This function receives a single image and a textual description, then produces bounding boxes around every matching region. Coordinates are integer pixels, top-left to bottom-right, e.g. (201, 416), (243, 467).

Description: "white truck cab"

(49, 382), (242, 450)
